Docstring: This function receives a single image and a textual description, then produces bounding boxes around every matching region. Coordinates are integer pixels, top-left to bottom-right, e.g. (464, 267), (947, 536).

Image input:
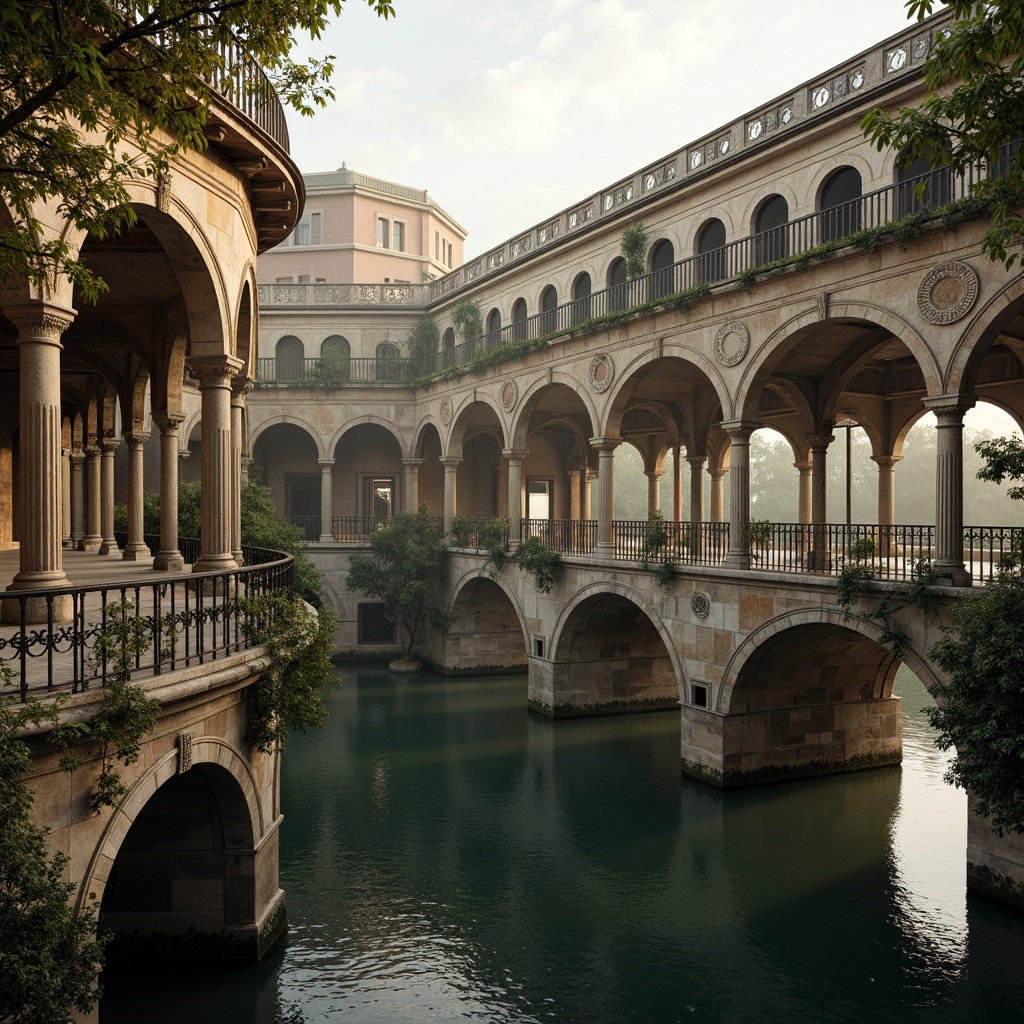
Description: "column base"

(122, 542), (151, 561)
(77, 536), (102, 552)
(722, 551), (751, 571)
(317, 534), (334, 545)
(98, 539), (120, 556)
(232, 547), (245, 564)
(193, 554), (238, 574)
(934, 561), (973, 587)
(2, 573), (73, 624)
(153, 550), (185, 571)
(595, 542), (615, 556)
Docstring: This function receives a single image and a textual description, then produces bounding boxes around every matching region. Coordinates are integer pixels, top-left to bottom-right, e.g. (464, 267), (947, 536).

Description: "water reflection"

(102, 663), (1024, 1024)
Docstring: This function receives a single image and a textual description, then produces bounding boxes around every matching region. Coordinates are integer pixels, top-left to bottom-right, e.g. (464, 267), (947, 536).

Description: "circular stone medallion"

(691, 592), (711, 619)
(439, 397), (453, 425)
(917, 262), (979, 325)
(714, 320), (750, 367)
(500, 378), (519, 412)
(589, 354), (615, 393)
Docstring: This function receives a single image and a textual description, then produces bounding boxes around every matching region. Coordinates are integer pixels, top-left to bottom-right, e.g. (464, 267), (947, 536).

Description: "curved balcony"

(0, 541), (294, 702)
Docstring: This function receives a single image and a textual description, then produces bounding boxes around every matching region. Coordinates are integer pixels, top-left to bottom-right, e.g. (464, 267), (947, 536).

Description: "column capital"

(645, 468), (664, 479)
(123, 430), (150, 447)
(401, 458), (423, 468)
(686, 454), (708, 468)
(793, 459), (812, 473)
(440, 456), (462, 468)
(318, 458), (335, 468)
(922, 393), (977, 422)
(153, 411), (185, 434)
(805, 432), (835, 452)
(4, 300), (76, 344)
(99, 436), (120, 453)
(187, 354), (244, 389)
(870, 454), (902, 469)
(721, 419), (760, 440)
(231, 375), (256, 398)
(501, 447), (529, 461)
(69, 450), (85, 467)
(708, 467), (728, 480)
(590, 436), (623, 452)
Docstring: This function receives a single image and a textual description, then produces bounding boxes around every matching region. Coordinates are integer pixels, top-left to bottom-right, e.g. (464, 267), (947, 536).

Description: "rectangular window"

(393, 221), (405, 252)
(298, 274), (311, 284)
(275, 276), (293, 284)
(435, 231), (440, 260)
(378, 217), (389, 248)
(447, 242), (453, 267)
(293, 211), (322, 246)
(359, 603), (395, 644)
(527, 479), (552, 520)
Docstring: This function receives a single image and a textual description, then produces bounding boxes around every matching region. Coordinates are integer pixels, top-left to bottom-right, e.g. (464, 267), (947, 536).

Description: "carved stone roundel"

(589, 354), (614, 393)
(500, 379), (518, 412)
(439, 397), (453, 426)
(917, 261), (979, 325)
(714, 320), (750, 367)
(691, 592), (711, 619)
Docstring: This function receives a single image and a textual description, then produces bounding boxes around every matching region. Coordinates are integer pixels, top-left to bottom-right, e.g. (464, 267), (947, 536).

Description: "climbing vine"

(511, 535), (563, 594)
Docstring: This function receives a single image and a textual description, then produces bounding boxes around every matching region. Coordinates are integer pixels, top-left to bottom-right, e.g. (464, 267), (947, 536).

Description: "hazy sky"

(286, 0), (914, 257)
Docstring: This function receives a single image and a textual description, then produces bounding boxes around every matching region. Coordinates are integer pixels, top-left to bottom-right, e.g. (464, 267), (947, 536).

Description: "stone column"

(924, 394), (975, 586)
(241, 455), (253, 485)
(504, 448), (527, 549)
(318, 459), (335, 543)
(122, 431), (150, 560)
(154, 414), (185, 570)
(79, 444), (102, 552)
(61, 448), (72, 548)
(230, 380), (252, 565)
(3, 302), (75, 621)
(673, 445), (683, 522)
(709, 467), (727, 522)
(794, 459), (813, 525)
(98, 436), (120, 555)
(721, 422), (757, 570)
(441, 457), (460, 534)
(0, 432), (12, 551)
(591, 437), (622, 555)
(401, 459), (421, 514)
(70, 449), (85, 548)
(191, 356), (242, 573)
(645, 470), (663, 515)
(583, 469), (595, 520)
(807, 434), (834, 570)
(568, 468), (582, 522)
(872, 454), (901, 557)
(687, 456), (706, 523)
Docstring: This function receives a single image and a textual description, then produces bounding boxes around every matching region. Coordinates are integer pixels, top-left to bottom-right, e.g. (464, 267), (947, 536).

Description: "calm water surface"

(102, 663), (1024, 1023)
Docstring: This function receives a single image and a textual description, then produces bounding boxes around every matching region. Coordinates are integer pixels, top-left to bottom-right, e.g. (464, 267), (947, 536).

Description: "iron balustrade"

(256, 356), (411, 386)
(0, 543), (294, 702)
(284, 515), (321, 542)
(330, 515), (393, 542)
(450, 517), (509, 552)
(522, 519), (597, 555)
(965, 525), (1024, 583)
(112, 532), (203, 564)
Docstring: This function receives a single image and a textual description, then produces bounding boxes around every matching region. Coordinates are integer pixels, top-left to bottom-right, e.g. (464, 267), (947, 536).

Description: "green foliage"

(850, 536), (877, 562)
(450, 512), (471, 548)
(975, 434), (1024, 501)
(243, 595), (337, 753)
(620, 222), (649, 280)
(480, 517), (509, 578)
(836, 563), (875, 610)
(860, 1), (1024, 268)
(927, 570), (1024, 834)
(638, 510), (674, 585)
(345, 508), (449, 661)
(451, 300), (483, 342)
(178, 480), (202, 541)
(303, 358), (350, 390)
(406, 317), (439, 377)
(0, 0), (396, 301)
(511, 535), (562, 594)
(0, 688), (105, 1024)
(743, 519), (773, 561)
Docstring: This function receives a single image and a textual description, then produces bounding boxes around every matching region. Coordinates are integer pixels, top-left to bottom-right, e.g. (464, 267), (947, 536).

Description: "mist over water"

(101, 664), (1024, 1023)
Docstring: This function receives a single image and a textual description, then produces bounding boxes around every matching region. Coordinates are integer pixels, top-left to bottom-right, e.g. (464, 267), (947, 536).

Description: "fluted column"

(70, 449), (85, 548)
(191, 356), (242, 573)
(402, 459), (421, 514)
(872, 454), (901, 558)
(98, 437), (120, 555)
(687, 456), (706, 523)
(591, 437), (622, 554)
(230, 380), (252, 564)
(61, 448), (72, 548)
(924, 394), (975, 586)
(722, 422), (757, 570)
(79, 445), (103, 552)
(318, 459), (335, 542)
(794, 459), (812, 525)
(154, 414), (184, 570)
(442, 457), (460, 534)
(504, 448), (527, 549)
(3, 302), (74, 621)
(709, 467), (727, 522)
(807, 434), (834, 570)
(645, 470), (663, 515)
(122, 431), (150, 560)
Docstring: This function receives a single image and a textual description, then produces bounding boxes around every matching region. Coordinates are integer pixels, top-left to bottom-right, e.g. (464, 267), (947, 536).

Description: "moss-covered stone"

(967, 862), (1024, 910)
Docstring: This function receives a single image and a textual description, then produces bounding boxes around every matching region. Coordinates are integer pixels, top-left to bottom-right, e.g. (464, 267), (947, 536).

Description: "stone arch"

(804, 152), (876, 210)
(511, 374), (598, 451)
(446, 393), (508, 458)
(541, 581), (685, 713)
(233, 271), (256, 378)
(326, 414), (408, 461)
(735, 301), (943, 422)
(740, 181), (799, 236)
(445, 569), (530, 671)
(249, 414), (327, 461)
(78, 736), (266, 916)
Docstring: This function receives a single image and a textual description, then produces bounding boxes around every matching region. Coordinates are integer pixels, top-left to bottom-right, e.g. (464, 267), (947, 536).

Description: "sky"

(285, 0), (915, 257)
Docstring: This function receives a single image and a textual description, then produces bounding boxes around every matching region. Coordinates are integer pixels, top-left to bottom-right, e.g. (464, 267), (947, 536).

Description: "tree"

(861, 1), (1024, 267)
(406, 316), (439, 377)
(451, 299), (482, 342)
(620, 222), (648, 280)
(0, 695), (105, 1024)
(345, 508), (448, 665)
(0, 0), (396, 300)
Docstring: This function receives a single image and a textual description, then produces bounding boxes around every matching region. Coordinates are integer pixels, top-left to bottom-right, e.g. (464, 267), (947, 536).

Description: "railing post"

(590, 437), (622, 556)
(503, 448), (527, 550)
(722, 421), (758, 570)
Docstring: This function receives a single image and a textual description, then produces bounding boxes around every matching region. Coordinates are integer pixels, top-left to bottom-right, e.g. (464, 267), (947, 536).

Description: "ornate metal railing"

(612, 520), (730, 567)
(451, 517), (509, 552)
(256, 356), (409, 386)
(209, 33), (290, 150)
(284, 515), (321, 542)
(523, 519), (597, 556)
(965, 525), (1024, 583)
(330, 515), (393, 542)
(1, 543), (294, 702)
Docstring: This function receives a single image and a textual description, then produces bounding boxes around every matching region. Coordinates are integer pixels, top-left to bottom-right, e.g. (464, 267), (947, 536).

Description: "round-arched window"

(573, 272), (592, 323)
(820, 167), (862, 241)
(608, 257), (627, 311)
(540, 285), (558, 334)
(512, 298), (528, 340)
(754, 195), (789, 263)
(275, 335), (304, 382)
(649, 239), (675, 299)
(696, 219), (727, 283)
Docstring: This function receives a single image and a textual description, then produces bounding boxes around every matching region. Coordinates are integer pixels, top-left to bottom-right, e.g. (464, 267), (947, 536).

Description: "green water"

(101, 664), (1024, 1023)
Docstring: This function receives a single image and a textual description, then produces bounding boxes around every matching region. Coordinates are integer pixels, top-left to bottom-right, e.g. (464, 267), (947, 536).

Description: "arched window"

(897, 148), (951, 215)
(512, 298), (528, 341)
(820, 167), (862, 242)
(375, 342), (400, 382)
(754, 195), (789, 264)
(608, 257), (627, 311)
(486, 308), (502, 344)
(275, 335), (304, 382)
(442, 327), (455, 350)
(540, 285), (558, 334)
(649, 239), (675, 299)
(321, 335), (350, 365)
(990, 138), (1024, 182)
(572, 272), (592, 323)
(696, 219), (727, 283)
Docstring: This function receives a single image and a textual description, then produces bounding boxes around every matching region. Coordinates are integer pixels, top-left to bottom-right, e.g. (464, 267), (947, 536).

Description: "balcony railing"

(256, 356), (409, 386)
(1, 542), (294, 702)
(209, 34), (290, 150)
(258, 283), (428, 308)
